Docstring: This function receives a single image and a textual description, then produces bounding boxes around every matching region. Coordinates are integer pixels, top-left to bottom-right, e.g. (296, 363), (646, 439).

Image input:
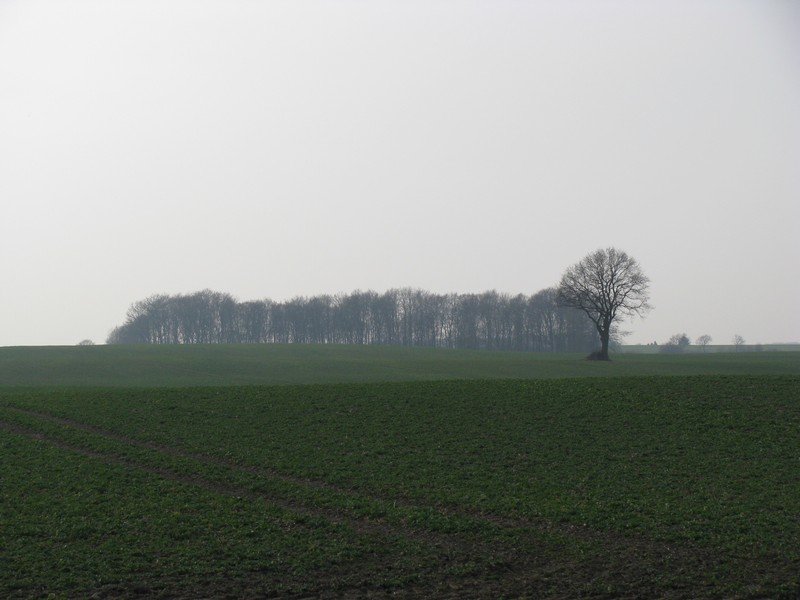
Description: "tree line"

(106, 288), (600, 352)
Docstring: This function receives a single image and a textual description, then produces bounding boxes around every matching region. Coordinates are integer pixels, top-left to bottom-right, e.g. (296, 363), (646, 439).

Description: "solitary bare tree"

(696, 334), (712, 350)
(557, 247), (651, 361)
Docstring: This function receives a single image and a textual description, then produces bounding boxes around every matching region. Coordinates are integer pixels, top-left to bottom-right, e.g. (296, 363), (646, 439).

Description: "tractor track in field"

(0, 407), (748, 598)
(0, 417), (480, 550)
(0, 417), (531, 591)
(0, 416), (590, 599)
(5, 406), (713, 553)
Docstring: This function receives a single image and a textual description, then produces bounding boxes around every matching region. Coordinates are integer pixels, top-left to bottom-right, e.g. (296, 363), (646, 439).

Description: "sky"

(1, 0), (798, 346)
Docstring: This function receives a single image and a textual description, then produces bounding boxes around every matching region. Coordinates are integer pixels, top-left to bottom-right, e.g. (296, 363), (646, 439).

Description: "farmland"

(1, 344), (798, 387)
(1, 347), (799, 598)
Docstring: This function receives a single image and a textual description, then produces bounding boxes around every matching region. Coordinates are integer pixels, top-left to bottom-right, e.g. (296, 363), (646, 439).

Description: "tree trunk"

(589, 321), (611, 361)
(598, 327), (610, 360)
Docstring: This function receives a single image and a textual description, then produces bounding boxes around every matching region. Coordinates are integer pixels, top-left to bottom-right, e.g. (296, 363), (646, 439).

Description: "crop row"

(2, 375), (799, 597)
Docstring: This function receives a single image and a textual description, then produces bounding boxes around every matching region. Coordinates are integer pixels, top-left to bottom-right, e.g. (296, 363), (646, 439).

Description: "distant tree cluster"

(107, 288), (600, 352)
(658, 333), (759, 353)
(660, 333), (692, 353)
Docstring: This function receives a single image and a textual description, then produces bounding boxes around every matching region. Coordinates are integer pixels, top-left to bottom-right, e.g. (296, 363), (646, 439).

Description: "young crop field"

(1, 344), (798, 386)
(2, 367), (799, 597)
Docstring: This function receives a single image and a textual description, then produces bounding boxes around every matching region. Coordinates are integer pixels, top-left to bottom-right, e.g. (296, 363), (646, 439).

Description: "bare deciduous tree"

(696, 334), (712, 350)
(106, 287), (600, 352)
(733, 334), (745, 349)
(557, 247), (651, 361)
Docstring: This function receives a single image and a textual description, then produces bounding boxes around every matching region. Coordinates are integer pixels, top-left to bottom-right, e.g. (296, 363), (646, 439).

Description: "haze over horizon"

(2, 0), (799, 347)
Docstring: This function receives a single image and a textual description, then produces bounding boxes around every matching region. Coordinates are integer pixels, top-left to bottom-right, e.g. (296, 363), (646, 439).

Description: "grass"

(0, 343), (798, 386)
(2, 367), (799, 597)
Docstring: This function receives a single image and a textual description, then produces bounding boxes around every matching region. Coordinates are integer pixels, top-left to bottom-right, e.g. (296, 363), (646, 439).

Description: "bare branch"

(557, 247), (651, 360)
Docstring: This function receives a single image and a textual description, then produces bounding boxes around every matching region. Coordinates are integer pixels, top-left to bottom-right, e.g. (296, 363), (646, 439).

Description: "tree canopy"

(107, 287), (600, 353)
(557, 247), (650, 360)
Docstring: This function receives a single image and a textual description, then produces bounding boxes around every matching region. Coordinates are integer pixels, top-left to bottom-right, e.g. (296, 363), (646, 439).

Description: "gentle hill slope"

(1, 344), (798, 387)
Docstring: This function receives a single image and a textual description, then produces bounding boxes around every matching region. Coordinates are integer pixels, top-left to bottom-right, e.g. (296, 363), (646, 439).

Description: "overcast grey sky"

(1, 0), (798, 346)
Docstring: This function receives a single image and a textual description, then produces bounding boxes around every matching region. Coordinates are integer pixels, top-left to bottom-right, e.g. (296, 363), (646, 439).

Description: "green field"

(2, 346), (799, 598)
(622, 344), (800, 354)
(1, 344), (798, 386)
